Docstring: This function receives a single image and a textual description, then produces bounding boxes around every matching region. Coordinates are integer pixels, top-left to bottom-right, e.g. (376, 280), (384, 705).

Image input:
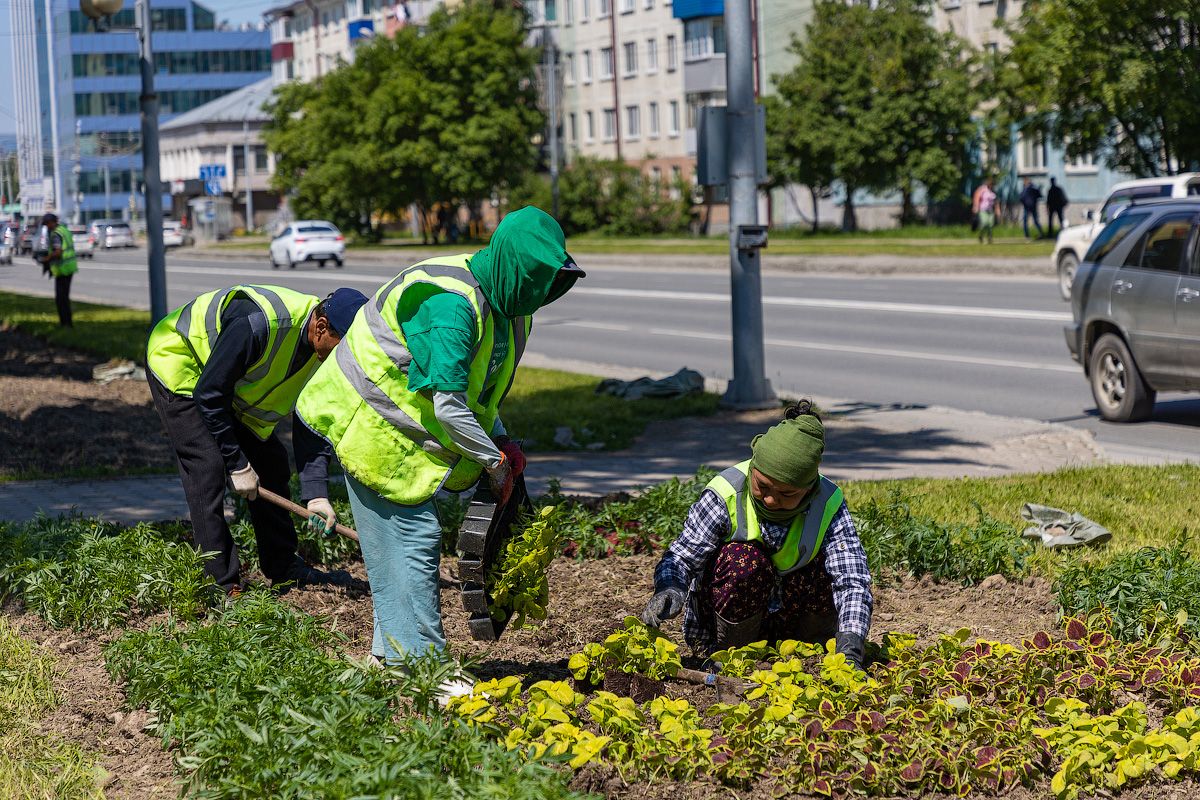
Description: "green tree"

(770, 0), (977, 229)
(265, 0), (543, 238)
(1001, 0), (1200, 177)
(763, 94), (835, 232)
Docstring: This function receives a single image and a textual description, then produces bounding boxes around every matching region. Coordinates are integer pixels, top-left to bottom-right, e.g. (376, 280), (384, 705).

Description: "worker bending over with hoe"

(146, 285), (368, 596)
(641, 401), (874, 669)
(294, 207), (584, 682)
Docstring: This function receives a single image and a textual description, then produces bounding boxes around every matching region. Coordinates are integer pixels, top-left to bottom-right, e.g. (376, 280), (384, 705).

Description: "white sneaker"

(435, 676), (476, 707)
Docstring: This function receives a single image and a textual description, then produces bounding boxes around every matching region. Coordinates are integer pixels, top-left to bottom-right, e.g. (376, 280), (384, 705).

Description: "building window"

(598, 0), (610, 17)
(644, 0), (653, 8)
(646, 38), (658, 72)
(650, 166), (661, 184)
(619, 0), (633, 12)
(581, 0), (589, 20)
(586, 111), (595, 141)
(623, 42), (637, 76)
(582, 50), (592, 82)
(666, 35), (678, 71)
(603, 108), (616, 141)
(648, 101), (660, 137)
(564, 0), (574, 23)
(626, 105), (640, 139)
(669, 100), (680, 135)
(1066, 150), (1098, 173)
(600, 47), (614, 79)
(670, 166), (682, 198)
(565, 52), (576, 84)
(255, 147), (269, 172)
(569, 112), (578, 141)
(684, 18), (726, 61)
(1018, 130), (1047, 174)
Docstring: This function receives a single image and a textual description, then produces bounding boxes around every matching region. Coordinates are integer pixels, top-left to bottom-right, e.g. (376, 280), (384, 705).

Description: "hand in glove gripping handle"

(496, 439), (526, 477)
(486, 452), (515, 508)
(640, 587), (686, 628)
(306, 498), (336, 535)
(229, 464), (259, 500)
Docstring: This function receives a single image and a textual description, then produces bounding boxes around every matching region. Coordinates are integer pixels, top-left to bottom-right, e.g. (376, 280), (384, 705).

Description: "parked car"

(1064, 197), (1200, 422)
(162, 220), (193, 248)
(0, 238), (11, 265)
(88, 220), (135, 249)
(2, 223), (18, 249)
(69, 225), (95, 259)
(1053, 173), (1200, 301)
(268, 220), (345, 269)
(18, 223), (39, 255)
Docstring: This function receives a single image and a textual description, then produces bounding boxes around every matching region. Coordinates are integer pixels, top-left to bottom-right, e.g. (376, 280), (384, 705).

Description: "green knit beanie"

(749, 414), (825, 489)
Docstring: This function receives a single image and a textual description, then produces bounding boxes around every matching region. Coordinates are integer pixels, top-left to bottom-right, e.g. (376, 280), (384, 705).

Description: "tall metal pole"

(242, 116), (254, 231)
(608, 2), (621, 162)
(103, 160), (111, 216)
(44, 0), (64, 215)
(136, 0), (168, 322)
(546, 29), (560, 218)
(721, 0), (775, 409)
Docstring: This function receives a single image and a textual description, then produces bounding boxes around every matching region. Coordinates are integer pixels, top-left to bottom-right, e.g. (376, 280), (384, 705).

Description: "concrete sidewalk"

(0, 389), (1118, 525)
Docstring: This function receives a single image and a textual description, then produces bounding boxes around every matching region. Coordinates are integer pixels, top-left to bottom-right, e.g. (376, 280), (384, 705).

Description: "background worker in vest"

(33, 212), (76, 327)
(146, 285), (368, 596)
(640, 401), (874, 669)
(294, 207), (584, 679)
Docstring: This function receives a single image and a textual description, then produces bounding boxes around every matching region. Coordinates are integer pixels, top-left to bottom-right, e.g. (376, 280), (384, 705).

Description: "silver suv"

(1065, 198), (1200, 421)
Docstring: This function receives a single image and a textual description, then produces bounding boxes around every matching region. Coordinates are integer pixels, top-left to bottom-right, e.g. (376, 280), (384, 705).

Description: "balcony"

(684, 53), (725, 95)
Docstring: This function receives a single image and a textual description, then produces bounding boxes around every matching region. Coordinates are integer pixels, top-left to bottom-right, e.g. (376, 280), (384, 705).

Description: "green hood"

(469, 207), (572, 319)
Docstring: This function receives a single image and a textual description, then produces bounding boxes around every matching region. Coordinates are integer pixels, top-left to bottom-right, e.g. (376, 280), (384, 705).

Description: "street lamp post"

(81, 0), (168, 323)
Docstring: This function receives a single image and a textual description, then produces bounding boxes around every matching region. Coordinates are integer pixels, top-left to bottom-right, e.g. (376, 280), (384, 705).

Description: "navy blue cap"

(322, 288), (368, 337)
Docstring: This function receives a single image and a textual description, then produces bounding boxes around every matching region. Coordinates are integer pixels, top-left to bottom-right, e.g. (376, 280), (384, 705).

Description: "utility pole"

(608, 1), (621, 162)
(242, 116), (254, 231)
(44, 0), (64, 215)
(135, 0), (167, 322)
(721, 0), (775, 409)
(545, 28), (560, 218)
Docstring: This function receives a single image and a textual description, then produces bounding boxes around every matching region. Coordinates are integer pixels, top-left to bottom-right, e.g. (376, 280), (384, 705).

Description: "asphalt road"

(3, 246), (1198, 462)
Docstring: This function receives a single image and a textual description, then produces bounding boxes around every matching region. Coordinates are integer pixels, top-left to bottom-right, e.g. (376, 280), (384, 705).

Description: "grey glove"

(835, 631), (866, 671)
(229, 464), (259, 500)
(640, 587), (686, 628)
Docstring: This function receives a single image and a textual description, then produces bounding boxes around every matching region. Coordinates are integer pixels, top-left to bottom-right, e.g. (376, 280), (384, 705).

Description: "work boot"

(714, 610), (766, 649)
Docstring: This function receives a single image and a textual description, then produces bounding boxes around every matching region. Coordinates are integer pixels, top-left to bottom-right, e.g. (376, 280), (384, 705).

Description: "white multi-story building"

(555, 0), (690, 180)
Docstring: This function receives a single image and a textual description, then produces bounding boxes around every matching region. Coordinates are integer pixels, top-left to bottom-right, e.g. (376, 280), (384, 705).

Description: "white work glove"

(229, 464), (259, 500)
(306, 497), (336, 536)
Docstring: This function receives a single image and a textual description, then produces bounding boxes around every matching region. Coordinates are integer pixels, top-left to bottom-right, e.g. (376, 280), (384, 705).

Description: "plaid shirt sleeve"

(823, 500), (874, 640)
(653, 489), (729, 594)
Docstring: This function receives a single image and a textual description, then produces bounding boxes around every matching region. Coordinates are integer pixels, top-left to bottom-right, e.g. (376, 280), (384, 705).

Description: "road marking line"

(72, 263), (384, 284)
(568, 321), (1078, 373)
(572, 287), (1071, 322)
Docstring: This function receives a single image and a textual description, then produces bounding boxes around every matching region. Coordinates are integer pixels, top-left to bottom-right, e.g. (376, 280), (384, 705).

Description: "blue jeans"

(1023, 207), (1043, 238)
(345, 472), (446, 661)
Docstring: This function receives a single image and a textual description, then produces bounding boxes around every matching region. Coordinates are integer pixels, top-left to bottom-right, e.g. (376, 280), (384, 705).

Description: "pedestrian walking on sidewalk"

(1047, 177), (1069, 237)
(974, 179), (997, 244)
(294, 207), (585, 681)
(146, 285), (368, 596)
(34, 213), (76, 327)
(1020, 178), (1045, 239)
(640, 400), (874, 670)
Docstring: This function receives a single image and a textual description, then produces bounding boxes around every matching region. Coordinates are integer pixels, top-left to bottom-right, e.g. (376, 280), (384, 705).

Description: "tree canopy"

(264, 0), (543, 238)
(768, 0), (977, 229)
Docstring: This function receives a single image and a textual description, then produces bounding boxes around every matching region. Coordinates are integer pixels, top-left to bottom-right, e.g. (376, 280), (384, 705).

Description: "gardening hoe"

(257, 487), (360, 542)
(457, 474), (533, 642)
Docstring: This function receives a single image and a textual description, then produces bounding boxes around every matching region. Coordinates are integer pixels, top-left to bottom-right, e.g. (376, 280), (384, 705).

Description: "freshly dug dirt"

(7, 610), (177, 798)
(0, 327), (172, 479)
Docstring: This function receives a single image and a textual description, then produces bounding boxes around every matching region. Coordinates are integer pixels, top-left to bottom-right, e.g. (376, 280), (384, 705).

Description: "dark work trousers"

(54, 274), (72, 327)
(147, 374), (298, 590)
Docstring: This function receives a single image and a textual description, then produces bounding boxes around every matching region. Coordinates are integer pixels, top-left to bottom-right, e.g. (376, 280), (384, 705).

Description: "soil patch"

(0, 327), (172, 479)
(7, 609), (178, 798)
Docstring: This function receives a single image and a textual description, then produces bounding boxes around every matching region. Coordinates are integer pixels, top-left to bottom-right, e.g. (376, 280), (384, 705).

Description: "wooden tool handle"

(257, 487), (359, 542)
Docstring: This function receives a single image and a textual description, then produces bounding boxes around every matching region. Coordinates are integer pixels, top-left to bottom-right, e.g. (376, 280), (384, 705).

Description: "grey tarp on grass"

(1021, 503), (1112, 549)
(595, 367), (704, 400)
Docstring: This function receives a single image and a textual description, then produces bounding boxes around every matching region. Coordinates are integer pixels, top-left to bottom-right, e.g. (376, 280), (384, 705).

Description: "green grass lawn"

(843, 463), (1200, 577)
(0, 291), (717, 455)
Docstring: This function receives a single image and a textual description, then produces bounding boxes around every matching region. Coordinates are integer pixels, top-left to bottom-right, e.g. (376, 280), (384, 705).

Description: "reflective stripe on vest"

(52, 224), (77, 277)
(146, 284), (320, 440)
(708, 460), (844, 574)
(295, 255), (531, 506)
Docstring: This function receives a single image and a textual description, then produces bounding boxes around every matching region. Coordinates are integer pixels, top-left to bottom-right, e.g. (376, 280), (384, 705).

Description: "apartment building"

(556, 0), (690, 181)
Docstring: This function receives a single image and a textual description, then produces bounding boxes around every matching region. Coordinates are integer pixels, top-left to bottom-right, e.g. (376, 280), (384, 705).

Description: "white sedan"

(162, 221), (192, 248)
(268, 221), (346, 269)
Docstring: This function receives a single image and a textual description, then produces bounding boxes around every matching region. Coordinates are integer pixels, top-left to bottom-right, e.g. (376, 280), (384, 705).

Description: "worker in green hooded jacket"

(294, 206), (584, 681)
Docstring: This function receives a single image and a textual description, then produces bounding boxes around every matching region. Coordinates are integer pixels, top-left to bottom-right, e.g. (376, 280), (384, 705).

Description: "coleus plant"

(451, 615), (1200, 798)
(486, 506), (567, 627)
(567, 616), (682, 685)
